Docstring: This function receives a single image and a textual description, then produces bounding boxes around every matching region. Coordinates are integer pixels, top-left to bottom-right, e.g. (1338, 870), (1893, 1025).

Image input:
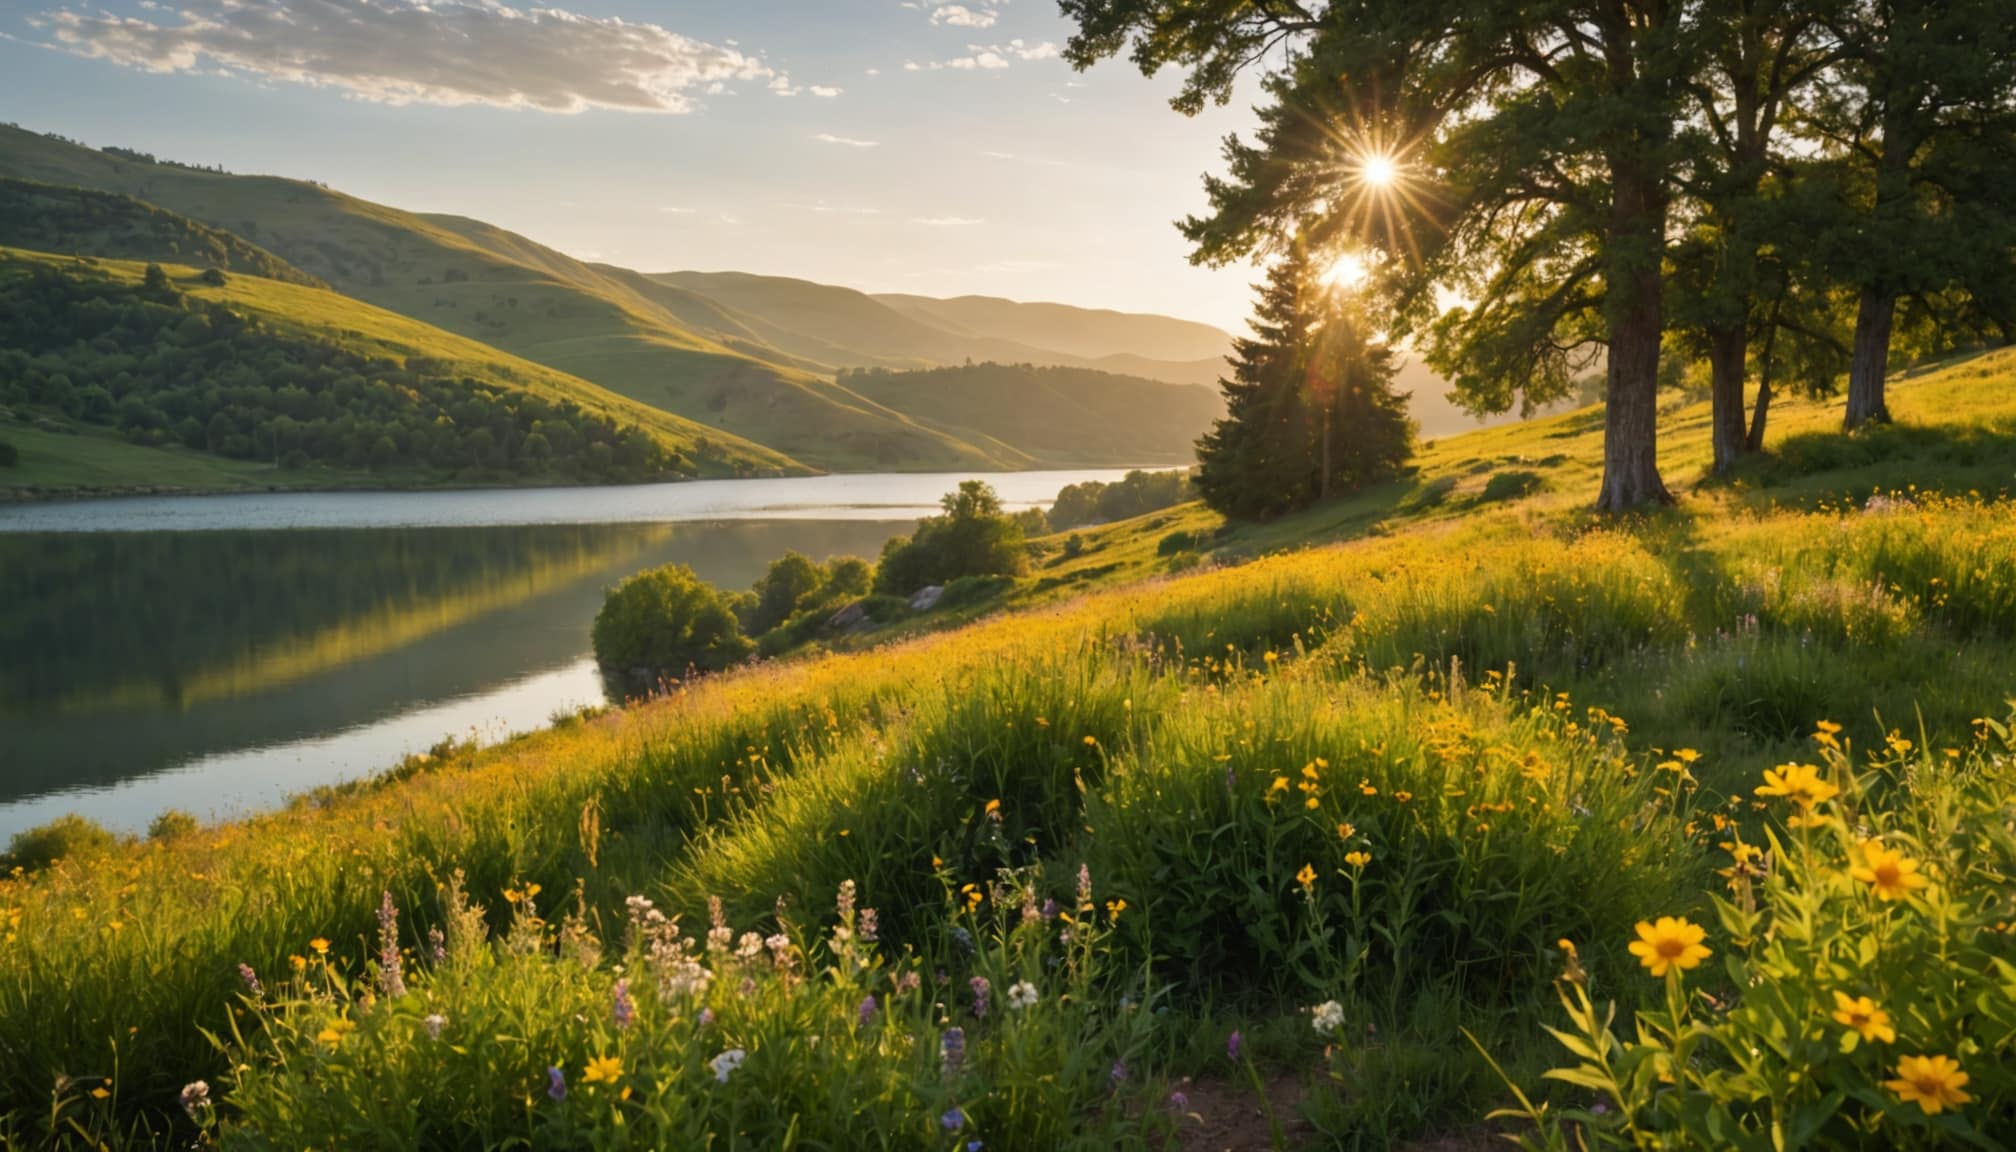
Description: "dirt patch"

(1165, 1074), (1309, 1152)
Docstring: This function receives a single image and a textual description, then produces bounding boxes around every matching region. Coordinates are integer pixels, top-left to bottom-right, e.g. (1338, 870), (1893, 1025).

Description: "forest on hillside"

(0, 257), (690, 482)
(0, 177), (320, 287)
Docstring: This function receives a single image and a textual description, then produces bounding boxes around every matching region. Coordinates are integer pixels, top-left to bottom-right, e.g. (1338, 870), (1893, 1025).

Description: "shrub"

(1479, 469), (1544, 502)
(0, 438), (15, 468)
(937, 573), (1016, 610)
(1050, 469), (1191, 530)
(591, 564), (752, 680)
(1062, 533), (1087, 560)
(146, 809), (201, 842)
(1156, 529), (1197, 556)
(874, 481), (1027, 596)
(744, 551), (828, 635)
(4, 813), (116, 872)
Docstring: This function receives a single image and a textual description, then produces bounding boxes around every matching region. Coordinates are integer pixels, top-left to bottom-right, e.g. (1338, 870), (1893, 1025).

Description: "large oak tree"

(1062, 0), (1698, 510)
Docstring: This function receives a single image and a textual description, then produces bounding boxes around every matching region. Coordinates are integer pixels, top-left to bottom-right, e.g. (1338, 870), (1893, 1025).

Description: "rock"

(828, 600), (868, 630)
(909, 584), (944, 612)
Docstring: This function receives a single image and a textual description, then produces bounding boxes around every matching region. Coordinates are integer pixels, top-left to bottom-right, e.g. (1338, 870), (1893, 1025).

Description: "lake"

(0, 469), (1139, 840)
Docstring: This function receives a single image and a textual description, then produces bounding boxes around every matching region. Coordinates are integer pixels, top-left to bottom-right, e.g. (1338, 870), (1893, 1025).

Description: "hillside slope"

(874, 291), (1234, 362)
(0, 248), (798, 491)
(839, 362), (1222, 467)
(0, 177), (323, 287)
(0, 126), (1008, 472)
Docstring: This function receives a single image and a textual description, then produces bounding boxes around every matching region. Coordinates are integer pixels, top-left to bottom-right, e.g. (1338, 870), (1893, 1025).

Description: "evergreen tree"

(1196, 247), (1412, 520)
(1194, 250), (1321, 520)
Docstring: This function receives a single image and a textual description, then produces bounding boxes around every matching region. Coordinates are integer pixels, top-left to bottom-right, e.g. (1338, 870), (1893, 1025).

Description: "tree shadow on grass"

(1722, 420), (2016, 513)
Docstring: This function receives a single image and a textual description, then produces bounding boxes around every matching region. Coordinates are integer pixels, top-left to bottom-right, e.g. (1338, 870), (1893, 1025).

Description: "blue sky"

(0, 0), (1265, 330)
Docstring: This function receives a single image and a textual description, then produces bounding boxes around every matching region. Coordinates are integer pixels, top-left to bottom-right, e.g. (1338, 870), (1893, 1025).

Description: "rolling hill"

(0, 125), (1012, 472)
(0, 247), (797, 493)
(0, 176), (324, 288)
(838, 362), (1222, 467)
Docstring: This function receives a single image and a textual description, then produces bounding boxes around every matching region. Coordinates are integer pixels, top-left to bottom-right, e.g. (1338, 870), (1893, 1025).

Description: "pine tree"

(1195, 251), (1319, 520)
(1196, 248), (1413, 520)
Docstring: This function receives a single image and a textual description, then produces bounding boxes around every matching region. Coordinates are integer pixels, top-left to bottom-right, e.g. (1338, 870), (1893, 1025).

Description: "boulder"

(828, 600), (868, 630)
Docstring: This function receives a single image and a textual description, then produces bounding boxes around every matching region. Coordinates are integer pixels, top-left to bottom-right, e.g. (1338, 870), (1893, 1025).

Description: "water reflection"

(0, 520), (909, 836)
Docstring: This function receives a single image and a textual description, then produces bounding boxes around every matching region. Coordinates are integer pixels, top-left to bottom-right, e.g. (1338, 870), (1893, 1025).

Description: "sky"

(0, 0), (1269, 332)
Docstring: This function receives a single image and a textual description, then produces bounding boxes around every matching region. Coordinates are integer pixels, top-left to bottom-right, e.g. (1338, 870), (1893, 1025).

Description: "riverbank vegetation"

(4, 348), (2013, 1148)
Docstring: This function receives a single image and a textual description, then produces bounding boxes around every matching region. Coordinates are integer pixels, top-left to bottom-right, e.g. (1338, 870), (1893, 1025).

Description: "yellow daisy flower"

(1885, 1054), (1971, 1114)
(1830, 992), (1896, 1043)
(1850, 840), (1929, 901)
(1627, 916), (1711, 978)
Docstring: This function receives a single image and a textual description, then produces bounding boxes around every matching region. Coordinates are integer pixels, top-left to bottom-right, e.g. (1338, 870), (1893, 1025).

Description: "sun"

(1322, 252), (1370, 290)
(1357, 152), (1400, 189)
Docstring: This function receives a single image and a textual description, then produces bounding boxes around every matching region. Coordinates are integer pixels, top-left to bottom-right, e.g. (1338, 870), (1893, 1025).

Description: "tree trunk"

(1746, 377), (1773, 452)
(1707, 325), (1750, 475)
(1595, 169), (1674, 513)
(1845, 286), (1895, 429)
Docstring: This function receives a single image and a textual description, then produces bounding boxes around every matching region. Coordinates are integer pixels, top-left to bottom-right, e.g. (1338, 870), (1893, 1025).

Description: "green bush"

(591, 564), (752, 680)
(0, 438), (15, 468)
(937, 573), (1017, 610)
(1156, 529), (1197, 556)
(1050, 469), (1191, 530)
(146, 809), (201, 842)
(4, 813), (116, 872)
(874, 481), (1027, 596)
(1479, 469), (1544, 502)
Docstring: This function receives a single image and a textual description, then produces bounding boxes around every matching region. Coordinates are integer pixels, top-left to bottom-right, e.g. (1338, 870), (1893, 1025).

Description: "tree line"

(0, 258), (693, 482)
(1062, 0), (2016, 510)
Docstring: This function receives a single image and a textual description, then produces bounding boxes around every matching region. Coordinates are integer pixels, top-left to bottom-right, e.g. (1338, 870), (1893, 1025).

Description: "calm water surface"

(0, 469), (1138, 839)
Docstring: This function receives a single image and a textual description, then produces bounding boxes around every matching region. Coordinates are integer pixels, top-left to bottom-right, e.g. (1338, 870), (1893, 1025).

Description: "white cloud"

(658, 205), (697, 214)
(787, 201), (883, 215)
(864, 67), (881, 76)
(930, 5), (998, 28)
(926, 39), (1058, 70)
(903, 60), (922, 72)
(809, 85), (842, 98)
(813, 133), (880, 148)
(913, 215), (984, 226)
(32, 0), (787, 114)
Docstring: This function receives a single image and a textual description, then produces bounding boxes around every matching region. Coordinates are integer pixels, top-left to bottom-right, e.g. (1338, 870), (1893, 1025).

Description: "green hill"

(0, 248), (796, 494)
(838, 361), (1223, 467)
(0, 126), (1008, 472)
(873, 291), (1234, 363)
(0, 177), (323, 287)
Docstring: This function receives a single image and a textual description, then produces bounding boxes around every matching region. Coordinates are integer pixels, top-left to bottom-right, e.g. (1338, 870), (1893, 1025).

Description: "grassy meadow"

(4, 352), (2015, 1148)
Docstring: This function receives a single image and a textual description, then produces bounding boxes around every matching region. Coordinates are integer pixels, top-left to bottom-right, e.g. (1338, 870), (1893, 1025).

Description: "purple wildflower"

(968, 1143), (984, 1152)
(1110, 1060), (1129, 1088)
(1076, 863), (1092, 908)
(376, 891), (406, 999)
(698, 1007), (716, 1027)
(969, 975), (991, 1019)
(1168, 1090), (1190, 1111)
(613, 978), (635, 1030)
(1039, 898), (1059, 919)
(940, 1107), (966, 1131)
(427, 925), (446, 964)
(941, 1026), (966, 1074)
(1226, 1030), (1243, 1062)
(236, 963), (261, 996)
(858, 994), (879, 1027)
(546, 1066), (566, 1101)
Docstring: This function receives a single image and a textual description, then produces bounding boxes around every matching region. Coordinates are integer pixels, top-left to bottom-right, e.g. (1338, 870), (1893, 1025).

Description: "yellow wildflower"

(1755, 763), (1839, 809)
(309, 937), (330, 956)
(1850, 840), (1929, 901)
(1295, 863), (1316, 887)
(1344, 851), (1371, 868)
(582, 1055), (623, 1085)
(1627, 916), (1711, 978)
(1830, 992), (1896, 1044)
(1885, 1055), (1971, 1114)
